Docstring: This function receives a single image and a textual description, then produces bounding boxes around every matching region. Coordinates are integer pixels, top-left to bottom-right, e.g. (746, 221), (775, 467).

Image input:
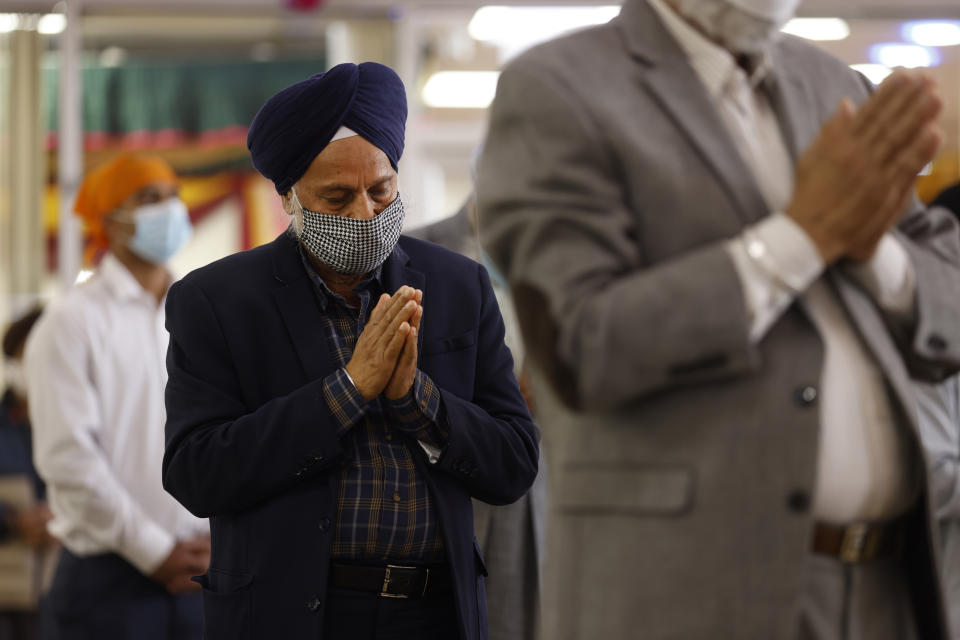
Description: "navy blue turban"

(247, 62), (408, 195)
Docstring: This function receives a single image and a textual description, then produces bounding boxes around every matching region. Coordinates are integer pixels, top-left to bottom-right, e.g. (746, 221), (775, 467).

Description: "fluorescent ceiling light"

(0, 14), (19, 33)
(850, 63), (893, 85)
(902, 21), (960, 47)
(781, 18), (850, 41)
(422, 71), (500, 109)
(869, 43), (940, 69)
(469, 5), (620, 60)
(37, 13), (66, 35)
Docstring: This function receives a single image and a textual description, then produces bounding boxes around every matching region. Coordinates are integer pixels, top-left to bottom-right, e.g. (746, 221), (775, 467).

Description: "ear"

(280, 189), (296, 216)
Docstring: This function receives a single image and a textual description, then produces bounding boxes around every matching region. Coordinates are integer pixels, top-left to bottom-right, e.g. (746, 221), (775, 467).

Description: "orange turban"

(73, 153), (178, 248)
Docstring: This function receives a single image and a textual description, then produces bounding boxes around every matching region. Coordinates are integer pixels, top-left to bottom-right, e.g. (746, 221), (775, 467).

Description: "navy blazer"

(162, 232), (539, 640)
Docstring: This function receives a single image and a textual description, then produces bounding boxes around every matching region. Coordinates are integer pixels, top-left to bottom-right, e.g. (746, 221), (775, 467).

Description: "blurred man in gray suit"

(409, 194), (546, 640)
(478, 0), (960, 638)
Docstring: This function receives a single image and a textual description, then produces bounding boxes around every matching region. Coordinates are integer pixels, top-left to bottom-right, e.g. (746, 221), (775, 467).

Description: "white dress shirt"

(24, 254), (207, 574)
(649, 0), (918, 523)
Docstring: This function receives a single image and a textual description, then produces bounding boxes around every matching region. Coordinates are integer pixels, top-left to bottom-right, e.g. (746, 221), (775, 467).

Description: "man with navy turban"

(161, 62), (538, 640)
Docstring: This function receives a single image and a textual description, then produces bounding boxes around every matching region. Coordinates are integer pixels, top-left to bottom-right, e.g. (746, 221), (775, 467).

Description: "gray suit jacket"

(477, 1), (960, 638)
(917, 378), (960, 640)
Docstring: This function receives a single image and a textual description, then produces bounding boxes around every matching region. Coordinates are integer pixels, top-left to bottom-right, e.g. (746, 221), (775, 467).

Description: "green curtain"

(45, 58), (325, 138)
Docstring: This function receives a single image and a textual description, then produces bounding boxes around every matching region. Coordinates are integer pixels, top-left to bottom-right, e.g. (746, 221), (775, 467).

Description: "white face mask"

(722, 0), (801, 26)
(4, 360), (26, 398)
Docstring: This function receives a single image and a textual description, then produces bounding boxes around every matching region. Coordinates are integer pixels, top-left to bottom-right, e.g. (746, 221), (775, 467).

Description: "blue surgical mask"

(128, 198), (192, 264)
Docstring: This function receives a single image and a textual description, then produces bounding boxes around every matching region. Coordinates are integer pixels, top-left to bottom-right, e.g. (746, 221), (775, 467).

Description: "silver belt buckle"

(381, 564), (419, 599)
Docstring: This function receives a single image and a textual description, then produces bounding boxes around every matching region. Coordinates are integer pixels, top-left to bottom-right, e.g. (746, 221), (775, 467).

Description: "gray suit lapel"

(765, 45), (821, 162)
(643, 64), (770, 224)
(618, 0), (769, 225)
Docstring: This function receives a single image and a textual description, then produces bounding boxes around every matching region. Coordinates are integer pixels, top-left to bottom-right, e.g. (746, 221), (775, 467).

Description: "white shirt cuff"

(727, 213), (825, 342)
(745, 213), (824, 291)
(845, 234), (917, 321)
(121, 520), (177, 575)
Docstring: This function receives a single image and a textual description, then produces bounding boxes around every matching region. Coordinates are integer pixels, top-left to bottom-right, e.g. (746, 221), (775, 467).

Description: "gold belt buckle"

(381, 564), (416, 599)
(840, 523), (871, 563)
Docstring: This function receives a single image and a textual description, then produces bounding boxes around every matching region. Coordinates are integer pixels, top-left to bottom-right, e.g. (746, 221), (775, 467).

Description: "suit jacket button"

(794, 386), (817, 407)
(787, 490), (810, 513)
(319, 517), (331, 533)
(307, 596), (322, 612)
(928, 334), (948, 352)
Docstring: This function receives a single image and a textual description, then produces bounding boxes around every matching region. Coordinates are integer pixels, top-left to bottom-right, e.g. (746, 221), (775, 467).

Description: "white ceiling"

(2, 0), (959, 19)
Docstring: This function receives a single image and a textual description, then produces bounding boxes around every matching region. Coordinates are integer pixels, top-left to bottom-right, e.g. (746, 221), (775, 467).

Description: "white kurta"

(25, 254), (207, 574)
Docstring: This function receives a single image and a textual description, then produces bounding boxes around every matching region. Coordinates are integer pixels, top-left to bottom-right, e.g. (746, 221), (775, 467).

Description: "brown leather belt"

(811, 520), (904, 564)
(329, 562), (453, 599)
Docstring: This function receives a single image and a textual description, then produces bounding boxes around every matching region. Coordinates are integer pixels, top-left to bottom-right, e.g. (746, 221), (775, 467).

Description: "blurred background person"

(478, 0), (960, 639)
(408, 161), (546, 640)
(23, 154), (209, 640)
(0, 307), (53, 640)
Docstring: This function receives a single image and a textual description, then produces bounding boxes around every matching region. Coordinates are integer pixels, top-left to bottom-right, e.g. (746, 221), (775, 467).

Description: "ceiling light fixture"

(781, 18), (850, 41)
(869, 43), (940, 69)
(37, 13), (67, 35)
(469, 5), (620, 61)
(422, 71), (500, 109)
(0, 14), (19, 33)
(902, 21), (960, 47)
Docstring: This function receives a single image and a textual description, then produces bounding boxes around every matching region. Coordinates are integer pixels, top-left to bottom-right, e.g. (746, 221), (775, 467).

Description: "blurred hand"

(345, 286), (420, 402)
(15, 504), (55, 550)
(787, 69), (943, 264)
(385, 290), (423, 400)
(150, 537), (210, 594)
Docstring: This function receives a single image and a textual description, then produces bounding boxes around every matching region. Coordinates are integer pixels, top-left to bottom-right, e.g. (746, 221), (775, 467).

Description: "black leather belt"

(811, 519), (904, 564)
(329, 562), (453, 599)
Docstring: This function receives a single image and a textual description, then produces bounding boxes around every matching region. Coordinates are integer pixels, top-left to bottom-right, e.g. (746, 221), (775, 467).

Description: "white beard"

(671, 0), (785, 55)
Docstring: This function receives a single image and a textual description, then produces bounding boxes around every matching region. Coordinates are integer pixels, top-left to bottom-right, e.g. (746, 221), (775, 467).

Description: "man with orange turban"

(24, 153), (209, 640)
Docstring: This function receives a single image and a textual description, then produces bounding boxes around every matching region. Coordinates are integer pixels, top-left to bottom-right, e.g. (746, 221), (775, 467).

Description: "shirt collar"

(647, 0), (772, 97)
(98, 253), (162, 305)
(296, 240), (384, 311)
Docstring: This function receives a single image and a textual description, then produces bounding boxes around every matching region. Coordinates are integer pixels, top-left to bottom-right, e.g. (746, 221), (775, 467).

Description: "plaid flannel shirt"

(299, 245), (448, 563)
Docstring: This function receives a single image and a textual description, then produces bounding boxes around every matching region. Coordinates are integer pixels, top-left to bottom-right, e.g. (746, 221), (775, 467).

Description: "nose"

(345, 194), (378, 221)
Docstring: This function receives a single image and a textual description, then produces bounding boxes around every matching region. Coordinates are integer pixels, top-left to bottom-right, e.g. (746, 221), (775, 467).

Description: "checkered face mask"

(297, 194), (405, 274)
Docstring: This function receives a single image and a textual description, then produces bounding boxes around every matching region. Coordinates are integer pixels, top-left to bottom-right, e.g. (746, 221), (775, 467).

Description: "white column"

(7, 27), (45, 312)
(394, 10), (428, 228)
(57, 0), (83, 290)
(325, 19), (395, 67)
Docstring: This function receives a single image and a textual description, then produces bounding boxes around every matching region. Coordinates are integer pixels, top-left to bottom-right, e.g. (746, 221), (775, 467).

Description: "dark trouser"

(322, 587), (459, 640)
(0, 611), (36, 640)
(43, 550), (201, 640)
